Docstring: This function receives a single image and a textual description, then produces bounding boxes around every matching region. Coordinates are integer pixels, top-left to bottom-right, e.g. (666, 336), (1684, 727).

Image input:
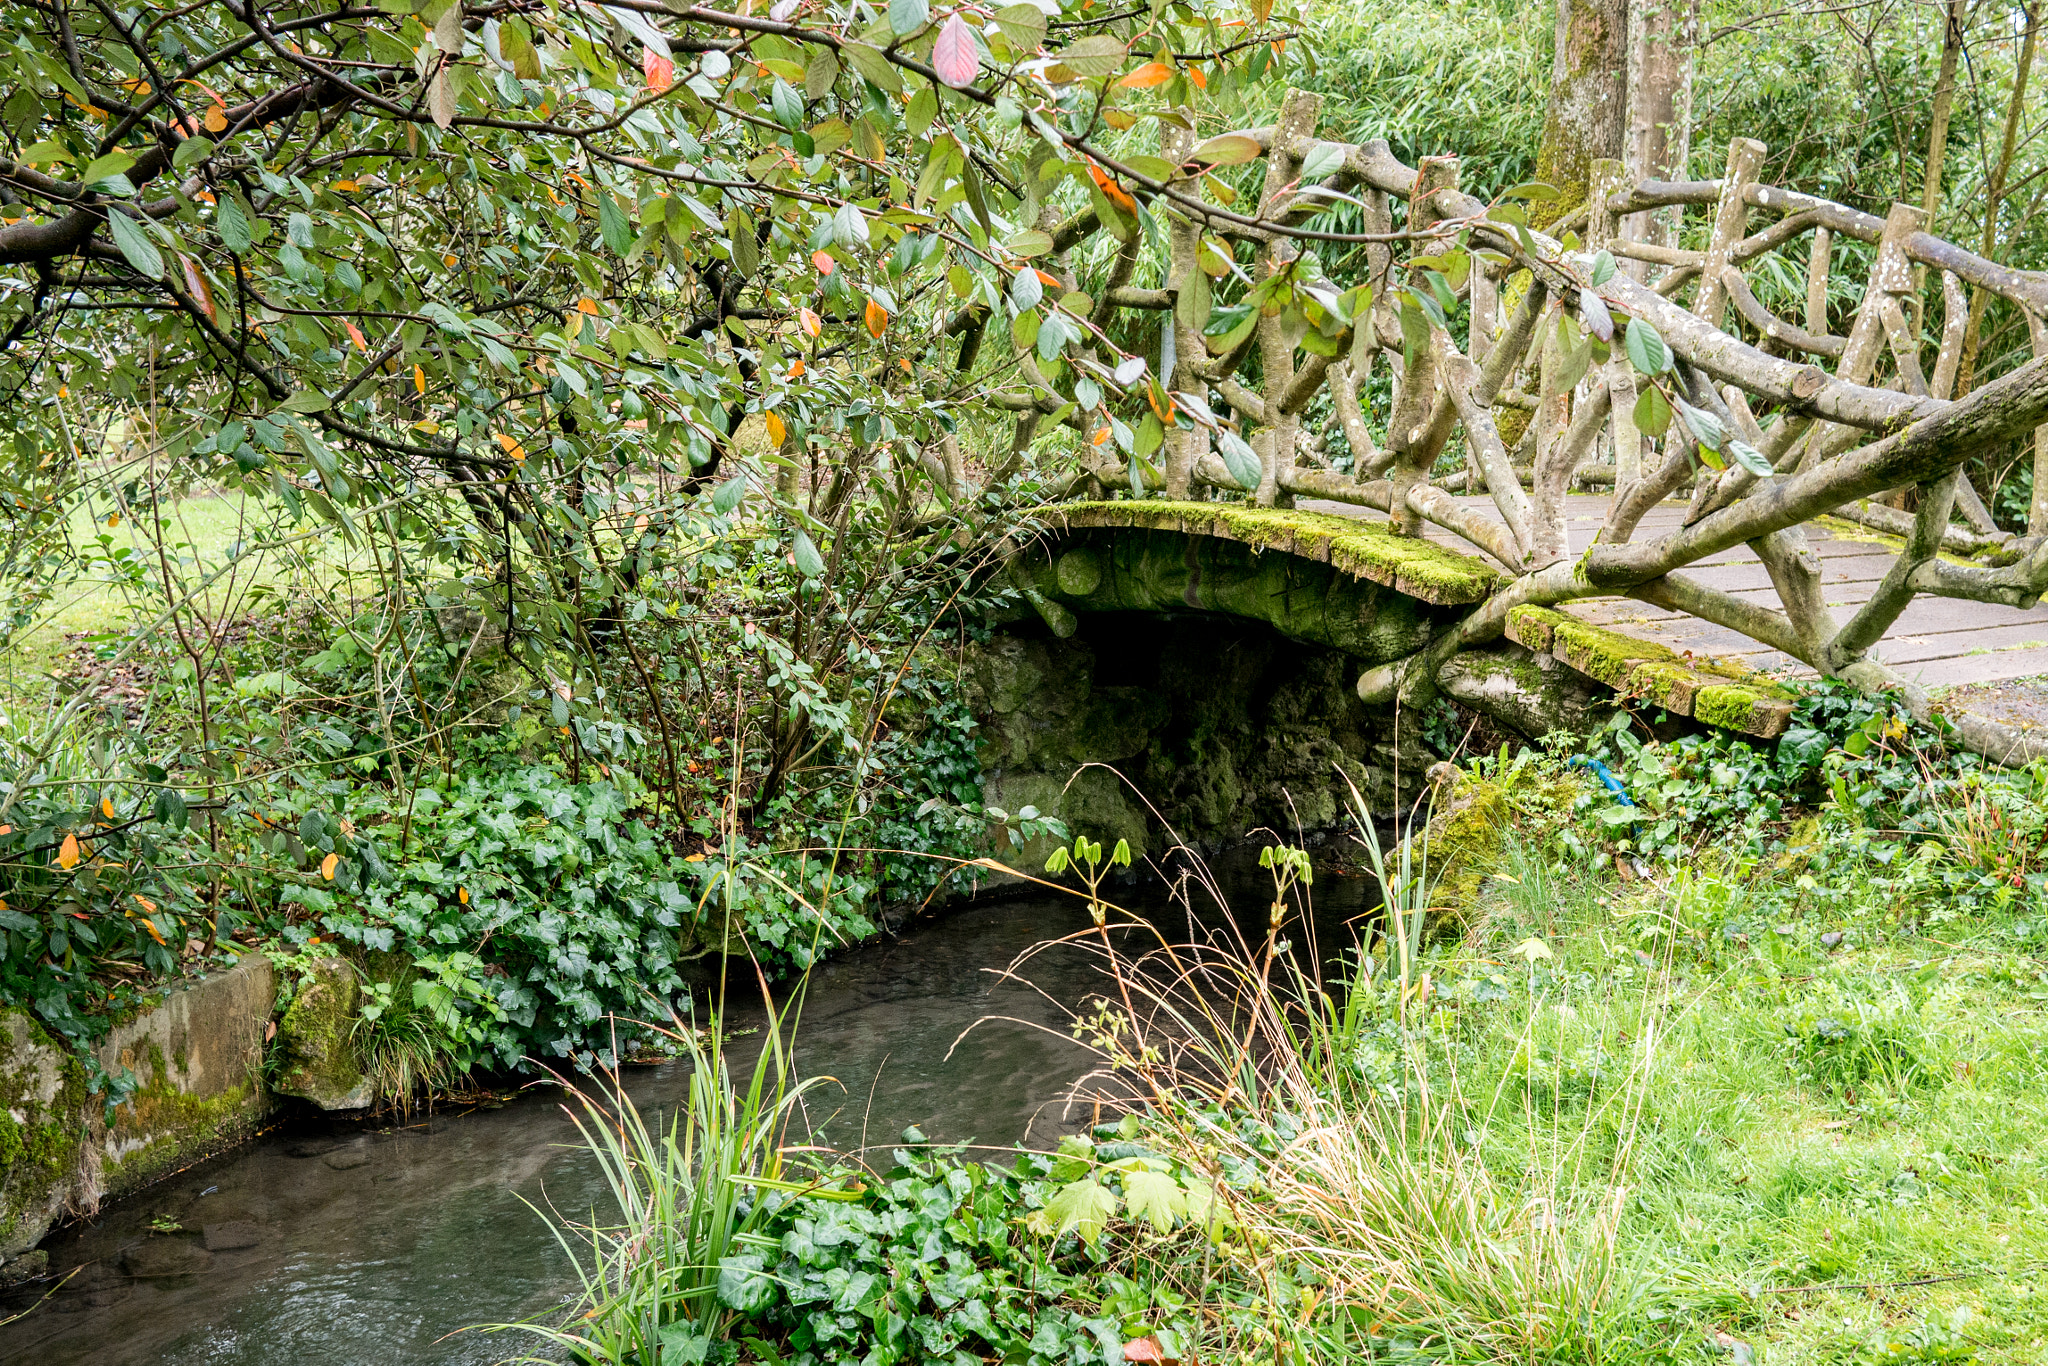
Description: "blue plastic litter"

(1569, 754), (1636, 807)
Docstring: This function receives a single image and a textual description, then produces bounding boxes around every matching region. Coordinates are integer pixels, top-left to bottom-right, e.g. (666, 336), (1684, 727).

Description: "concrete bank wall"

(0, 954), (275, 1281)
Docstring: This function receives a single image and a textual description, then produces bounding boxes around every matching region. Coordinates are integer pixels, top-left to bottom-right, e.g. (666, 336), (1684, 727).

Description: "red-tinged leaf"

(643, 46), (675, 92)
(1117, 61), (1174, 88)
(1187, 63), (1206, 89)
(344, 319), (368, 351)
(1124, 1338), (1170, 1364)
(180, 255), (216, 325)
(812, 250), (836, 275)
(864, 297), (889, 337)
(933, 14), (979, 88)
(800, 307), (823, 338)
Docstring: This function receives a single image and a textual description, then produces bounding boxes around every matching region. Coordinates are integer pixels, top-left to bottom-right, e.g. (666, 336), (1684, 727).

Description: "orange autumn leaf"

(1034, 268), (1062, 288)
(495, 432), (527, 462)
(138, 918), (167, 945)
(204, 102), (228, 132)
(1117, 62), (1174, 89)
(811, 250), (836, 275)
(414, 364), (427, 395)
(320, 852), (340, 880)
(1086, 161), (1137, 214)
(863, 297), (888, 337)
(577, 296), (601, 315)
(57, 834), (80, 870)
(458, 886), (470, 904)
(345, 319), (368, 351)
(443, 252), (459, 268)
(133, 895), (157, 914)
(643, 46), (675, 92)
(1091, 426), (1111, 446)
(101, 797), (115, 821)
(764, 411), (787, 444)
(787, 357), (806, 378)
(332, 179), (358, 192)
(799, 307), (823, 338)
(1187, 64), (1207, 89)
(180, 255), (217, 325)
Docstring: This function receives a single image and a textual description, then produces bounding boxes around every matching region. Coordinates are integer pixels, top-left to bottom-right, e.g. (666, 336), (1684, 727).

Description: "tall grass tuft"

(1048, 782), (1657, 1362)
(487, 990), (823, 1366)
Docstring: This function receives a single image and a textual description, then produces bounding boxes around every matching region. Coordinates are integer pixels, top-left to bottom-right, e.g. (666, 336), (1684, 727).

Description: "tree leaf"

(1217, 430), (1260, 490)
(840, 42), (903, 93)
(713, 474), (747, 513)
(770, 78), (805, 130)
(1624, 317), (1670, 376)
(1060, 34), (1125, 78)
(1193, 134), (1262, 166)
(933, 14), (980, 88)
(107, 211), (163, 278)
(1117, 61), (1174, 89)
(993, 3), (1046, 50)
(1590, 249), (1616, 286)
(1632, 384), (1673, 438)
(57, 834), (80, 870)
(429, 67), (456, 129)
(888, 0), (929, 37)
(1298, 141), (1345, 181)
(1728, 438), (1775, 477)
(793, 529), (826, 578)
(215, 196), (251, 253)
(598, 193), (633, 255)
(1578, 287), (1614, 342)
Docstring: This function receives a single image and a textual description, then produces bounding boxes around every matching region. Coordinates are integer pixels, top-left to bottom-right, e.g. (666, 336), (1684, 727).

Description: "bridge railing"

(1016, 90), (2048, 760)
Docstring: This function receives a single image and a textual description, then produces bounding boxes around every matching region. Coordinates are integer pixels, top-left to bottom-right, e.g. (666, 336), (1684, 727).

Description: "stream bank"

(0, 851), (1382, 1364)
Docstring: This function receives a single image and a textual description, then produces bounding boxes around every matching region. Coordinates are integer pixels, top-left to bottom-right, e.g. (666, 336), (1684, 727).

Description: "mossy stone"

(272, 956), (371, 1111)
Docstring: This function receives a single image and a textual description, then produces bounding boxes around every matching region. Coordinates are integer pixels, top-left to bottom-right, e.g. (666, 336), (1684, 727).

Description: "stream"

(0, 851), (1378, 1365)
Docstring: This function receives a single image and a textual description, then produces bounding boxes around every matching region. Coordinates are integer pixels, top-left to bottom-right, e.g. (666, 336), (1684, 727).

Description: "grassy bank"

(503, 701), (2048, 1366)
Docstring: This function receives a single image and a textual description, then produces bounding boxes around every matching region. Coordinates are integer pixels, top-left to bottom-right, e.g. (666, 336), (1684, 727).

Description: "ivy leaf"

(108, 211), (163, 278)
(1624, 317), (1671, 376)
(716, 1253), (777, 1313)
(1039, 1177), (1118, 1246)
(1121, 1169), (1186, 1232)
(933, 14), (980, 88)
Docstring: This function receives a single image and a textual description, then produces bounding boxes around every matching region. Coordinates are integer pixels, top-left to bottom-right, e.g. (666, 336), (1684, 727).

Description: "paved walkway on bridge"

(1296, 493), (2048, 726)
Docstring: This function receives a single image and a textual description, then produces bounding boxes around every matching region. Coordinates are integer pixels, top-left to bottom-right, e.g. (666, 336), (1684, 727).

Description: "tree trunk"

(1910, 0), (1966, 333)
(1621, 0), (1696, 262)
(1538, 0), (1629, 218)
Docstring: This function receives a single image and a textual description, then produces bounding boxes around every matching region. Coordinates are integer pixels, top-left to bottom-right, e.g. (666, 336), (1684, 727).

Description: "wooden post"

(1692, 137), (1766, 330)
(1251, 88), (1320, 508)
(1160, 110), (1203, 500)
(1805, 226), (1832, 336)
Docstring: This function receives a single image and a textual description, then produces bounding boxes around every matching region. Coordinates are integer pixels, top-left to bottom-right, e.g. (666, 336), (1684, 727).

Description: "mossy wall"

(0, 954), (275, 1281)
(971, 615), (1414, 861)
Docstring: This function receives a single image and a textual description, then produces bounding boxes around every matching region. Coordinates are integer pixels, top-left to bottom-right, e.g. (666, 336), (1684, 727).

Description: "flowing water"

(0, 853), (1378, 1365)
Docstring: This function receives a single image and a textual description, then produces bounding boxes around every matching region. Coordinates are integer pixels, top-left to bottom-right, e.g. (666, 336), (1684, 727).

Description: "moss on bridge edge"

(1505, 605), (1795, 738)
(1034, 501), (1506, 605)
